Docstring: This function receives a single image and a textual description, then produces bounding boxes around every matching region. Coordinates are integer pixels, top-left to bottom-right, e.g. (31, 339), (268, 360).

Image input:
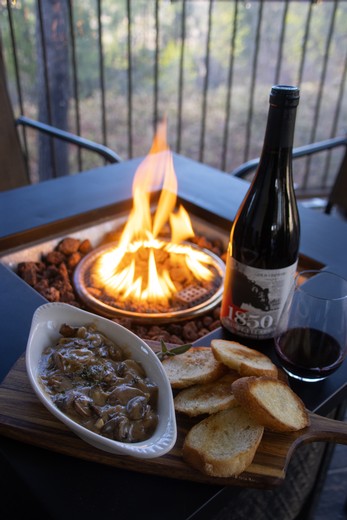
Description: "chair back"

(0, 40), (29, 191)
(230, 136), (347, 218)
(325, 148), (347, 216)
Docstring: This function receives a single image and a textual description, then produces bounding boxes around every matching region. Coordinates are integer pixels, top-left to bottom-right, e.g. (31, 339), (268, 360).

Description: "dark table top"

(1, 153), (347, 519)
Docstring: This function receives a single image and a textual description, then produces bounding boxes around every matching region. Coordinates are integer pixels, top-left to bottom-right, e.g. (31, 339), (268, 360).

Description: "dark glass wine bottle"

(220, 85), (300, 341)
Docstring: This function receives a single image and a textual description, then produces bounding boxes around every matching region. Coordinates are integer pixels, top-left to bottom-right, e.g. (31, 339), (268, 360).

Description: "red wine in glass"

(275, 327), (344, 381)
(274, 270), (347, 382)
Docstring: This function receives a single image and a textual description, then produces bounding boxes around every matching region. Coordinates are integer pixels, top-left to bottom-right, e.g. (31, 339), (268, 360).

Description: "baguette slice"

(232, 376), (309, 432)
(211, 339), (278, 378)
(183, 407), (264, 477)
(174, 372), (239, 416)
(162, 346), (227, 389)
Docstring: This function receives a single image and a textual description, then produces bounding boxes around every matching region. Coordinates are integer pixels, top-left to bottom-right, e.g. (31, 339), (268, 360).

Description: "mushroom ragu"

(38, 324), (159, 443)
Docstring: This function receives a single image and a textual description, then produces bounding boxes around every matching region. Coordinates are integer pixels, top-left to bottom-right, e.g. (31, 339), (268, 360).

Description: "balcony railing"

(1, 0), (347, 197)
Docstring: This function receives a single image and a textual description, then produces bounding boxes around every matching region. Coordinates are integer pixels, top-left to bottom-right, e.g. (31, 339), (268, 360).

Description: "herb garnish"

(156, 339), (192, 361)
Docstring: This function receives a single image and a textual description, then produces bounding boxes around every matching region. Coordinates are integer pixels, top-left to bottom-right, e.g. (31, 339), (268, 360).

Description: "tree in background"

(36, 0), (69, 180)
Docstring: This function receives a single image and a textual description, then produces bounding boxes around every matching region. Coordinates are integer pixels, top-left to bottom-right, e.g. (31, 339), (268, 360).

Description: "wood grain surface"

(0, 349), (347, 490)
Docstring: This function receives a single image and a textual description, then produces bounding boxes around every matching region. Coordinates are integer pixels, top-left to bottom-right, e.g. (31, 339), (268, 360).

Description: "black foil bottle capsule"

(220, 85), (300, 341)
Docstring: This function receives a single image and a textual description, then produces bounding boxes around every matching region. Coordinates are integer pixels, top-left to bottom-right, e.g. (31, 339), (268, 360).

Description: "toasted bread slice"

(183, 406), (264, 477)
(232, 376), (309, 432)
(174, 372), (239, 416)
(211, 339), (278, 378)
(162, 346), (227, 389)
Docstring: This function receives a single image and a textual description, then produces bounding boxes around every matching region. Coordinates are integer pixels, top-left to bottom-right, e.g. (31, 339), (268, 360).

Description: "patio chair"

(230, 136), (347, 218)
(0, 42), (121, 192)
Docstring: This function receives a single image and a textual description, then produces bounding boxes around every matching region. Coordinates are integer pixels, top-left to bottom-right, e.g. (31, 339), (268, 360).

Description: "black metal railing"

(1, 0), (347, 196)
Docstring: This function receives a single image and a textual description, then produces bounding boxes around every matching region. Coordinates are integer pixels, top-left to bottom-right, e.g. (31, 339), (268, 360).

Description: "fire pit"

(74, 239), (224, 323)
(8, 220), (226, 344)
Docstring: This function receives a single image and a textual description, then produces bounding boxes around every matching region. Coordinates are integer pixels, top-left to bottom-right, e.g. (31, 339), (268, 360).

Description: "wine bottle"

(220, 85), (300, 341)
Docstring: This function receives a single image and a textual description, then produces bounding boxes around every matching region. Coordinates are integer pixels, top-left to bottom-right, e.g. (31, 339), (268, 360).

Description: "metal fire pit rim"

(73, 240), (225, 324)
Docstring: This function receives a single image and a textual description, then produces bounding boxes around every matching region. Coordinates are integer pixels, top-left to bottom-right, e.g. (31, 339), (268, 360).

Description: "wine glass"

(274, 270), (347, 382)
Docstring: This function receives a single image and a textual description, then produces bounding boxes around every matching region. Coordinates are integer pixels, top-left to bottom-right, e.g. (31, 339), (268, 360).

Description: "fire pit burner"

(73, 240), (225, 324)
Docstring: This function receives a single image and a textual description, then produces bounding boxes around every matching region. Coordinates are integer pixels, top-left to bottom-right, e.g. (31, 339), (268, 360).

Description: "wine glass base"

(282, 367), (327, 383)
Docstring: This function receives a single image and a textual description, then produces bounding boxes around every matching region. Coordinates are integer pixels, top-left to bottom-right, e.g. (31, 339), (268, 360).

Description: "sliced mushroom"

(89, 385), (109, 406)
(126, 396), (149, 420)
(107, 384), (145, 406)
(122, 359), (146, 378)
(73, 394), (93, 417)
(107, 344), (124, 361)
(128, 421), (146, 442)
(52, 351), (65, 371)
(134, 378), (158, 404)
(59, 323), (78, 337)
(45, 373), (73, 393)
(102, 415), (130, 441)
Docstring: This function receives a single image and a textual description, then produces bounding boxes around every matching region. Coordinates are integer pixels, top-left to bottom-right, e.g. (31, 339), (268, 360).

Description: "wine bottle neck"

(263, 104), (297, 150)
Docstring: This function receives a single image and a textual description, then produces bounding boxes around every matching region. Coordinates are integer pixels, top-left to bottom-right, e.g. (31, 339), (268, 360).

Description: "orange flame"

(93, 120), (214, 304)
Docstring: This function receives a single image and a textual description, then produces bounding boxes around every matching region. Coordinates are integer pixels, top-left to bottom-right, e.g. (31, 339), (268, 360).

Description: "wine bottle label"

(220, 257), (298, 340)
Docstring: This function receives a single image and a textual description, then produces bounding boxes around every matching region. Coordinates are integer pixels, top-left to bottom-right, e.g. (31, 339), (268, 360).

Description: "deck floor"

(313, 408), (347, 520)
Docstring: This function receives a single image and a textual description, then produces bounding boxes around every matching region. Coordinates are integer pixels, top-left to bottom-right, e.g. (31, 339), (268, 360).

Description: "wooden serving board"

(1, 349), (347, 489)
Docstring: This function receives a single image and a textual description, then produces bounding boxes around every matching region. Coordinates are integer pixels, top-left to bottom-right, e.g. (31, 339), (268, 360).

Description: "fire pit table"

(0, 153), (347, 519)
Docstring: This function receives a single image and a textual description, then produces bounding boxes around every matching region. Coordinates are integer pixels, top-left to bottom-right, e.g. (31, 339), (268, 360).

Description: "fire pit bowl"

(25, 302), (177, 458)
(73, 240), (225, 324)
